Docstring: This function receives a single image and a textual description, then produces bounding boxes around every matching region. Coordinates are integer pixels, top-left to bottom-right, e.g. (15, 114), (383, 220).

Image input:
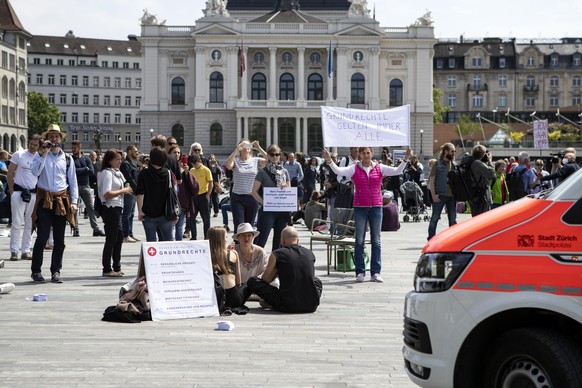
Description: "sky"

(9, 0), (582, 42)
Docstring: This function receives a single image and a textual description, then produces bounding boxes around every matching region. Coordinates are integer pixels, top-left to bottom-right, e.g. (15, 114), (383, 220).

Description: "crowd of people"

(1, 123), (579, 312)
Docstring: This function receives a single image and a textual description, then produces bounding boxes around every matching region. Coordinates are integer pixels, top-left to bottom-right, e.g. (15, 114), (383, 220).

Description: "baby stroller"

(400, 180), (429, 222)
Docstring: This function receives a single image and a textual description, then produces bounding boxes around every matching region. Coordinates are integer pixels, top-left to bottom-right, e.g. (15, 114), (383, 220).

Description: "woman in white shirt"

(224, 139), (267, 234)
(98, 149), (132, 277)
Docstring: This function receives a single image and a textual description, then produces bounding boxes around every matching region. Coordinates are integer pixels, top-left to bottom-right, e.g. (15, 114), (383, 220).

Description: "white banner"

(321, 105), (410, 147)
(141, 240), (219, 321)
(533, 119), (549, 150)
(263, 187), (298, 212)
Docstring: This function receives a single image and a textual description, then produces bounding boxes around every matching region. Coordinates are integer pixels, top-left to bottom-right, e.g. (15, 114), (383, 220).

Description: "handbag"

(164, 170), (180, 221)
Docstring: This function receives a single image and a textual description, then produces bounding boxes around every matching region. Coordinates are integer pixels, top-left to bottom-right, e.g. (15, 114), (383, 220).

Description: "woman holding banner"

(323, 146), (412, 283)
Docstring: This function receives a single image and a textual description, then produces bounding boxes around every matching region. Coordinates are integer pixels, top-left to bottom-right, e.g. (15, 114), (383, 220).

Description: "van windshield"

(544, 167), (582, 201)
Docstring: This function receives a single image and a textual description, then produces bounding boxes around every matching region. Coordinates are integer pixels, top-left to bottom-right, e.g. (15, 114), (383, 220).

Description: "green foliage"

(27, 91), (61, 138)
(432, 87), (449, 124)
(509, 131), (525, 143)
(548, 130), (561, 141)
(456, 114), (480, 139)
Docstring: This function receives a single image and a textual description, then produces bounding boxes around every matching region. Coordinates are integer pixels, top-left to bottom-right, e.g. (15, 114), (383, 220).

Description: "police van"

(403, 168), (582, 387)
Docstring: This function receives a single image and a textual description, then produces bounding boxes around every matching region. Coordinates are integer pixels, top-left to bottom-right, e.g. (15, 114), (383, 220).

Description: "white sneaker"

(0, 283), (15, 294)
(123, 236), (137, 243)
(371, 274), (384, 283)
(356, 273), (365, 283)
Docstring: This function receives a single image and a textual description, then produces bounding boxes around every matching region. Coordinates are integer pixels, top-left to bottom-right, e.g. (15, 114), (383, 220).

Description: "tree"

(456, 114), (480, 139)
(27, 91), (61, 137)
(433, 87), (449, 123)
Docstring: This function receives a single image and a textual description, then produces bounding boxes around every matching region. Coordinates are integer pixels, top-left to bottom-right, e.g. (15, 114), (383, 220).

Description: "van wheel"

(484, 328), (582, 388)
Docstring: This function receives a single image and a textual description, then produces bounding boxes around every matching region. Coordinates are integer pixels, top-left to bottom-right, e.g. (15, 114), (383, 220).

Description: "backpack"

(506, 167), (528, 202)
(447, 155), (479, 202)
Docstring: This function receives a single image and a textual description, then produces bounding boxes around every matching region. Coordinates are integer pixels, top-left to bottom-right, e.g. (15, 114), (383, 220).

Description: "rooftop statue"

(204, 0), (230, 17)
(139, 9), (166, 25)
(348, 0), (370, 16)
(413, 10), (433, 27)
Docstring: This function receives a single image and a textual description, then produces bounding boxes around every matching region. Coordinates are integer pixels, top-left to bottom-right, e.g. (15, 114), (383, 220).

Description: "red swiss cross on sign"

(147, 247), (157, 256)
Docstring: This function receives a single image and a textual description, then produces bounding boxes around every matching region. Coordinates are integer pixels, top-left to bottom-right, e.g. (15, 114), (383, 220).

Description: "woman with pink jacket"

(323, 147), (412, 283)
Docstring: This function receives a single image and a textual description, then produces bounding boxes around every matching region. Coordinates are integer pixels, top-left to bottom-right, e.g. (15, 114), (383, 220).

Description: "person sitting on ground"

(232, 223), (271, 285)
(381, 192), (400, 232)
(208, 226), (246, 308)
(246, 226), (322, 313)
(291, 190), (326, 229)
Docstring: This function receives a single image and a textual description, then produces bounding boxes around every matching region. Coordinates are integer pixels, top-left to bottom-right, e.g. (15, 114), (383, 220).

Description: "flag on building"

(327, 40), (333, 78)
(240, 40), (246, 77)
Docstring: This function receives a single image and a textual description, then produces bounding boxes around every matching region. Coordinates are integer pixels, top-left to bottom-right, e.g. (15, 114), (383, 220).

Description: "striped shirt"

(232, 157), (261, 195)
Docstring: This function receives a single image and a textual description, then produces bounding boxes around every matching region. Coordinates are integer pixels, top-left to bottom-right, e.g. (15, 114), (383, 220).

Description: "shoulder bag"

(165, 170), (180, 221)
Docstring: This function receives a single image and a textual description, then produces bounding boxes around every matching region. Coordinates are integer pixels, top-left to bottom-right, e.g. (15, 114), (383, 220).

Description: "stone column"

(297, 47), (305, 101)
(295, 116), (301, 151)
(266, 117), (272, 146)
(368, 47), (380, 109)
(227, 46), (238, 108)
(326, 45), (334, 101)
(272, 116), (279, 144)
(269, 47), (277, 101)
(237, 115), (243, 142)
(194, 47), (207, 109)
(240, 45), (248, 101)
(336, 47), (348, 106)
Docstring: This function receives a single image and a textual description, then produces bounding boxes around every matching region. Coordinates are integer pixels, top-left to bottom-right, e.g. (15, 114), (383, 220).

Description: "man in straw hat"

(29, 124), (78, 284)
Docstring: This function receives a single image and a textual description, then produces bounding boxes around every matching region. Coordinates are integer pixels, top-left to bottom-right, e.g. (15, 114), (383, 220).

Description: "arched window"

(1, 76), (7, 98)
(9, 79), (15, 99)
(389, 79), (403, 106)
(171, 123), (184, 146)
(209, 72), (223, 103)
(210, 123), (223, 146)
(279, 73), (295, 100)
(171, 77), (185, 105)
(18, 81), (26, 102)
(307, 73), (323, 101)
(351, 73), (365, 105)
(251, 73), (267, 100)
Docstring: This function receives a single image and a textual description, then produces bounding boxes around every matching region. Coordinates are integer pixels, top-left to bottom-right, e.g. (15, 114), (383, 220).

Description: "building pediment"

(336, 24), (382, 37)
(193, 23), (239, 36)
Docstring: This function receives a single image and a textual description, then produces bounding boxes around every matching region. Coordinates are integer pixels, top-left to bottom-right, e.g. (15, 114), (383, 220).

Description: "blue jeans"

(122, 194), (136, 238)
(255, 208), (289, 252)
(142, 215), (174, 242)
(428, 195), (457, 240)
(221, 203), (232, 228)
(353, 206), (382, 276)
(230, 193), (259, 233)
(174, 210), (186, 241)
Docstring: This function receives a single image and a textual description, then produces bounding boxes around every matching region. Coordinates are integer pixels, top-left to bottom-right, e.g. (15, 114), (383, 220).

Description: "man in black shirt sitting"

(246, 226), (322, 313)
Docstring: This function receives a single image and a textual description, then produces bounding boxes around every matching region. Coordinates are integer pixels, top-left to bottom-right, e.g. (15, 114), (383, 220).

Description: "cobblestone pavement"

(0, 208), (470, 387)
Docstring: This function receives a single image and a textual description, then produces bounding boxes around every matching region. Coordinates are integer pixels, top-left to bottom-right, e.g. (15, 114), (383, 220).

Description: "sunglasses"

(168, 142), (177, 146)
(269, 153), (281, 157)
(193, 149), (201, 152)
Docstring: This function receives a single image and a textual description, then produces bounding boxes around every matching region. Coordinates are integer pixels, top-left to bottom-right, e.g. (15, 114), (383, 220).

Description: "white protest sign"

(263, 187), (297, 212)
(141, 240), (219, 321)
(321, 105), (410, 147)
(533, 119), (549, 150)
